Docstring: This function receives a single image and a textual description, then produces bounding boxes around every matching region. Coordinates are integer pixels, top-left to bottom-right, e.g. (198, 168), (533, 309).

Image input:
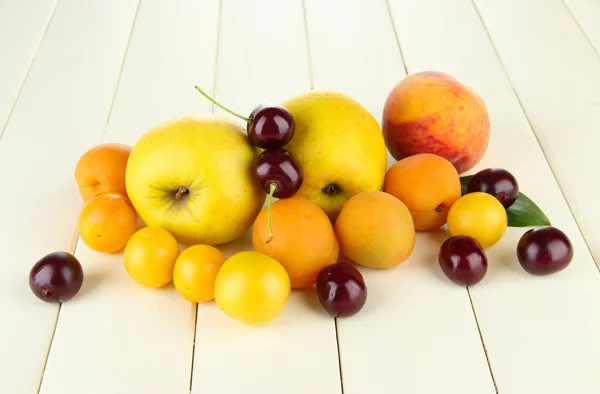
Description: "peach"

(334, 191), (415, 269)
(382, 71), (490, 174)
(383, 153), (461, 231)
(74, 143), (132, 201)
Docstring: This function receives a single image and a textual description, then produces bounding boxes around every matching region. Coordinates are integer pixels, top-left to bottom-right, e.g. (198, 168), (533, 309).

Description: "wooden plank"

(388, 0), (600, 392)
(564, 0), (600, 55)
(189, 1), (342, 393)
(0, 0), (139, 392)
(303, 1), (495, 393)
(475, 0), (600, 266)
(38, 1), (220, 393)
(0, 0), (57, 132)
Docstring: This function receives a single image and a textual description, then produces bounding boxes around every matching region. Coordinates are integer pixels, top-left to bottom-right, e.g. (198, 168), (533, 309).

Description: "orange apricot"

(78, 193), (138, 253)
(252, 196), (339, 289)
(75, 143), (132, 201)
(383, 153), (461, 231)
(334, 191), (415, 269)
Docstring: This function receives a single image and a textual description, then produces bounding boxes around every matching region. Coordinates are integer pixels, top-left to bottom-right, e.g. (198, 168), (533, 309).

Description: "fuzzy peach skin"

(382, 71), (490, 174)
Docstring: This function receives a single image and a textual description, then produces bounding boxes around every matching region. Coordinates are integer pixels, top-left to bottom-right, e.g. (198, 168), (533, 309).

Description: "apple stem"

(175, 186), (188, 200)
(266, 183), (277, 244)
(194, 85), (250, 123)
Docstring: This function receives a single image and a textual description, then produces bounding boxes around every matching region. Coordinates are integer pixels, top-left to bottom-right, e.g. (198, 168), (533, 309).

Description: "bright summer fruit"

(334, 191), (415, 269)
(78, 193), (138, 253)
(447, 192), (508, 249)
(316, 262), (367, 317)
(173, 244), (226, 303)
(252, 197), (339, 289)
(382, 71), (490, 174)
(247, 104), (295, 149)
(125, 115), (265, 246)
(214, 251), (290, 326)
(438, 236), (487, 286)
(467, 168), (519, 208)
(123, 227), (180, 288)
(383, 153), (461, 231)
(254, 148), (302, 199)
(29, 251), (84, 303)
(282, 90), (388, 221)
(517, 226), (573, 275)
(74, 142), (131, 201)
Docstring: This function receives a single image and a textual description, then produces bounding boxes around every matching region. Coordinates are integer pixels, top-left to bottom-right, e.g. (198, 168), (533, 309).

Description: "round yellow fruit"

(282, 90), (388, 221)
(173, 244), (226, 303)
(125, 115), (265, 246)
(214, 251), (290, 326)
(447, 192), (507, 249)
(123, 227), (180, 288)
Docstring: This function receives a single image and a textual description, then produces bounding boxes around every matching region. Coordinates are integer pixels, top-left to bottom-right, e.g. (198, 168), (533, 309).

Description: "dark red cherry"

(247, 105), (295, 149)
(438, 236), (488, 286)
(254, 148), (302, 199)
(467, 168), (519, 208)
(193, 86), (295, 149)
(517, 226), (573, 275)
(316, 262), (367, 317)
(29, 251), (84, 303)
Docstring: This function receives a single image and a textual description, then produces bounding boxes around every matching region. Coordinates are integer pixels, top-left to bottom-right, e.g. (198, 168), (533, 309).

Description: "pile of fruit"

(28, 71), (574, 326)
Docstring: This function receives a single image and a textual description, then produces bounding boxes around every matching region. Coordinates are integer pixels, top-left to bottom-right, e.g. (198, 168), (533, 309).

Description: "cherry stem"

(194, 85), (250, 123)
(266, 183), (277, 244)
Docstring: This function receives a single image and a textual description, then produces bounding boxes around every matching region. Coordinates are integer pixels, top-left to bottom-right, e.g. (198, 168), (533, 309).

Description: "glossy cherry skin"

(316, 262), (367, 318)
(517, 226), (573, 275)
(254, 148), (302, 199)
(247, 105), (295, 149)
(438, 236), (488, 286)
(29, 251), (84, 303)
(467, 168), (519, 208)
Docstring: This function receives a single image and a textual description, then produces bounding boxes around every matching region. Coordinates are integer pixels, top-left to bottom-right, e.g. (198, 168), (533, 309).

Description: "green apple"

(125, 115), (265, 246)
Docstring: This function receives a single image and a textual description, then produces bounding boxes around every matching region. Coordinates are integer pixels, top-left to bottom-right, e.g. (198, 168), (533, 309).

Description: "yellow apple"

(125, 115), (265, 246)
(282, 90), (388, 221)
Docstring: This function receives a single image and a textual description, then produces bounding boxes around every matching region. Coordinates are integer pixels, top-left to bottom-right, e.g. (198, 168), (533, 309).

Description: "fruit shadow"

(76, 269), (109, 300)
(418, 228), (454, 285)
(296, 286), (331, 317)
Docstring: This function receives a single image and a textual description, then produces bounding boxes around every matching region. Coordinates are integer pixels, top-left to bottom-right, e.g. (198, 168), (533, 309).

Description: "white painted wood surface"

(387, 0), (600, 393)
(1, 0), (599, 393)
(564, 0), (600, 54)
(39, 1), (217, 393)
(304, 1), (495, 393)
(0, 0), (57, 131)
(474, 0), (600, 267)
(0, 0), (138, 392)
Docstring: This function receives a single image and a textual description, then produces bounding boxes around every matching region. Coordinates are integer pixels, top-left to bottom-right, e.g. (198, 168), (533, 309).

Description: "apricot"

(383, 153), (461, 231)
(78, 193), (138, 253)
(382, 71), (490, 174)
(334, 191), (415, 269)
(75, 143), (132, 201)
(252, 196), (339, 289)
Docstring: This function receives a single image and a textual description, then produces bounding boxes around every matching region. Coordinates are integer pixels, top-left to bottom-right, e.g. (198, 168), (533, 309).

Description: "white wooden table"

(2, 0), (599, 393)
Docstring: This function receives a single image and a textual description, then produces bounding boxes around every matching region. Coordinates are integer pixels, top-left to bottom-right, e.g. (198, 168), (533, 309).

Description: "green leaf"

(459, 175), (551, 227)
(460, 175), (473, 196)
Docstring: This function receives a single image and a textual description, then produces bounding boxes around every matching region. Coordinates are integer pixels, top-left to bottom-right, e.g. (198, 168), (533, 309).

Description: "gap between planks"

(561, 0), (600, 59)
(0, 0), (60, 143)
(34, 1), (143, 392)
(467, 287), (499, 394)
(188, 1), (223, 393)
(469, 0), (600, 274)
(383, 0), (501, 391)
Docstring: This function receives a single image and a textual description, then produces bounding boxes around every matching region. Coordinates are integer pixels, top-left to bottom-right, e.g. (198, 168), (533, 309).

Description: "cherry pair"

(194, 86), (303, 242)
